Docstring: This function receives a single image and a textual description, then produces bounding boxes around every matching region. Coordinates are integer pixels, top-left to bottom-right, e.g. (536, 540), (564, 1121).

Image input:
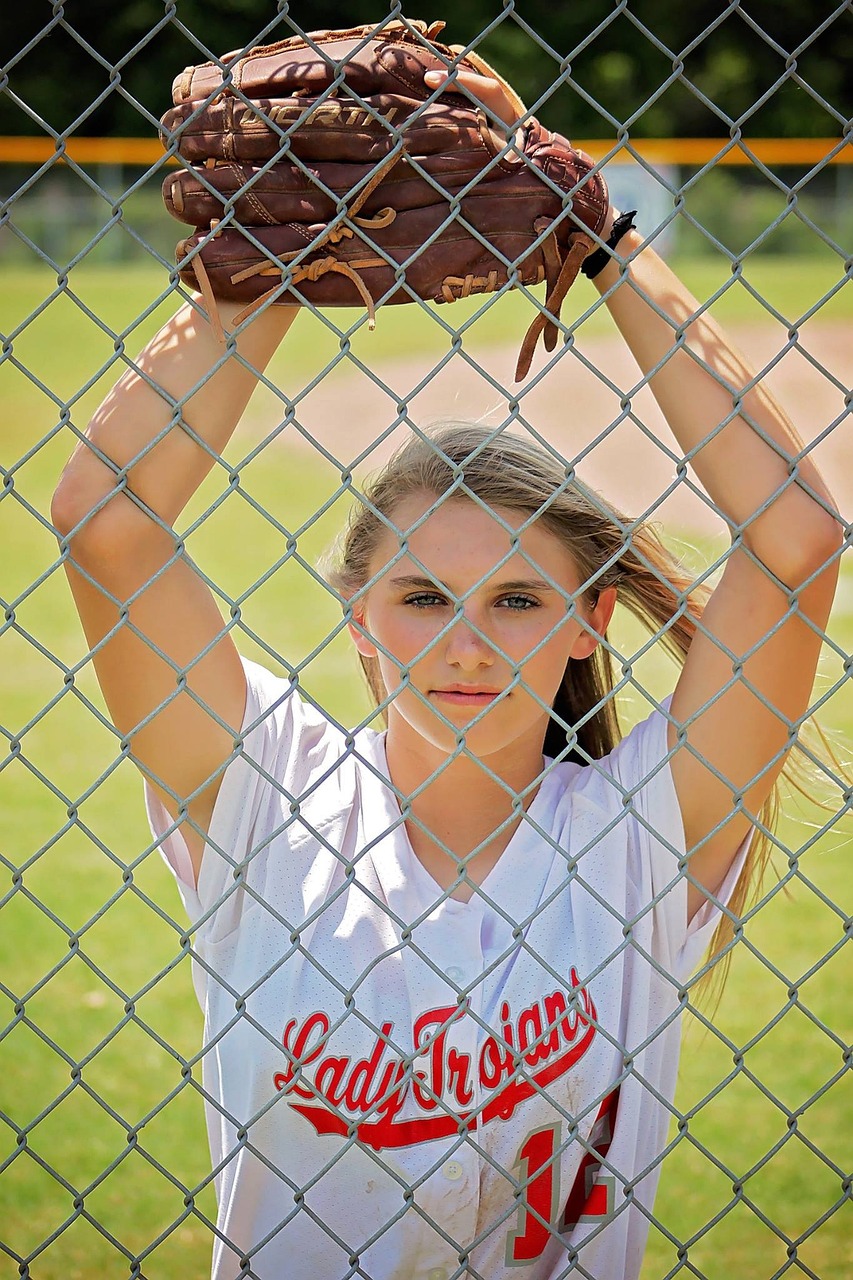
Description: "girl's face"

(348, 493), (615, 761)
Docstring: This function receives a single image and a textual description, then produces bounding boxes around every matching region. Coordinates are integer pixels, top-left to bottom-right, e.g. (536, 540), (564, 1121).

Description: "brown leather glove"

(160, 19), (608, 380)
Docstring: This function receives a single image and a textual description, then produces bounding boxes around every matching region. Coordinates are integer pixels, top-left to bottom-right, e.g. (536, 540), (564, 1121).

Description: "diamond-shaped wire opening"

(2, 6), (851, 1278)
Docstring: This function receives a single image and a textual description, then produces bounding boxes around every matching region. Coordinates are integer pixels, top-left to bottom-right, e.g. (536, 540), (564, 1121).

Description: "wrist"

(212, 298), (300, 344)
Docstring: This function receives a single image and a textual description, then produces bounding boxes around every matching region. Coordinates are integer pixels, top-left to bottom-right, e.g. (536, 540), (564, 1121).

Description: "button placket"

(408, 907), (486, 1261)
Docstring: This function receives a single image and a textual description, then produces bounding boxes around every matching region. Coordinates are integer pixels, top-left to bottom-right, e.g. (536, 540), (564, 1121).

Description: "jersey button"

(442, 1159), (464, 1181)
(446, 966), (464, 984)
(427, 1270), (445, 1280)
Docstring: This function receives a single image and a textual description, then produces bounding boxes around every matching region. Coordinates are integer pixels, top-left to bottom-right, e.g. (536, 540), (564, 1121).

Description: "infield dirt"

(257, 320), (850, 537)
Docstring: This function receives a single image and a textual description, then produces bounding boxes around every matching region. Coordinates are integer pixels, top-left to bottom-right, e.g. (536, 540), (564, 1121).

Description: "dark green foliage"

(1, 1), (850, 139)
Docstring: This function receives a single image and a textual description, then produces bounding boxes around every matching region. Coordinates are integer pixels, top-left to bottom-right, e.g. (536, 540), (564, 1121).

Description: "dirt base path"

(264, 322), (851, 536)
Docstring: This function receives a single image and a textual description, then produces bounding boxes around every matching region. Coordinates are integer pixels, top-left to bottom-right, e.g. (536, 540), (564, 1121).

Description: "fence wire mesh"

(1, 6), (851, 1280)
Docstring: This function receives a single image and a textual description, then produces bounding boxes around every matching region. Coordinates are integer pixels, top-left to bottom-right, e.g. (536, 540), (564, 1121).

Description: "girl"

(52, 68), (840, 1280)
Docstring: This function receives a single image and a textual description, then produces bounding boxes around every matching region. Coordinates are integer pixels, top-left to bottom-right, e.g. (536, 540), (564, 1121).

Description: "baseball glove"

(160, 19), (608, 380)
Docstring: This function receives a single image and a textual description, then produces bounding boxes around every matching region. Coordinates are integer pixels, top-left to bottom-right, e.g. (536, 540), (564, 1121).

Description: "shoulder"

(238, 656), (388, 810)
(600, 695), (675, 795)
(241, 657), (346, 756)
(545, 696), (674, 811)
(538, 696), (682, 876)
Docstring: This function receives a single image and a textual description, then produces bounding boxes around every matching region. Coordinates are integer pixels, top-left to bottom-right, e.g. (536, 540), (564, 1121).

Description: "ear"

(570, 586), (617, 660)
(345, 598), (377, 659)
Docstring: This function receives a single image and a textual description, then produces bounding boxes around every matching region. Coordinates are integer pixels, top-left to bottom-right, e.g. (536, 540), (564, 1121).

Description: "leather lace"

(196, 150), (403, 338)
(229, 213), (394, 330)
(515, 227), (596, 381)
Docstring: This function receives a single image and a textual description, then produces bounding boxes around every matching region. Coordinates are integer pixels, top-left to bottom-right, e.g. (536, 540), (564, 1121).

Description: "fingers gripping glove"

(160, 19), (608, 381)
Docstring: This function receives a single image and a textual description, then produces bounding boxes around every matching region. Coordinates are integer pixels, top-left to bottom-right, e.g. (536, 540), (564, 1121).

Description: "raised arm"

(52, 301), (298, 878)
(592, 225), (842, 917)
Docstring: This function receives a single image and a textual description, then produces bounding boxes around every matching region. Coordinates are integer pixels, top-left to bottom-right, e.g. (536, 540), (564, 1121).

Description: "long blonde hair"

(324, 423), (791, 998)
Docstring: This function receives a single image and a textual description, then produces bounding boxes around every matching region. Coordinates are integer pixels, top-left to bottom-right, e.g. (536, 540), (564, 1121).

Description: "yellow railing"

(0, 135), (850, 166)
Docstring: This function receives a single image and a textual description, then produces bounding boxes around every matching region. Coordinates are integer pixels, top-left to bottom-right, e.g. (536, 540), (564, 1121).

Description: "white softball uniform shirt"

(147, 659), (746, 1280)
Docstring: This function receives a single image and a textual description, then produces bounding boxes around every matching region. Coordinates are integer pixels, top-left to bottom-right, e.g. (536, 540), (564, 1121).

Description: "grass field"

(1, 259), (850, 1278)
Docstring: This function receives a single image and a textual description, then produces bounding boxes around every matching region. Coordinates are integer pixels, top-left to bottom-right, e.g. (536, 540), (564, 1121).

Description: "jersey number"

(505, 1091), (619, 1266)
(506, 1124), (561, 1264)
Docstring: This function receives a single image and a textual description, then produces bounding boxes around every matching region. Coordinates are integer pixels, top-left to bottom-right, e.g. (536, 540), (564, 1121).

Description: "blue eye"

(404, 592), (447, 608)
(499, 595), (539, 610)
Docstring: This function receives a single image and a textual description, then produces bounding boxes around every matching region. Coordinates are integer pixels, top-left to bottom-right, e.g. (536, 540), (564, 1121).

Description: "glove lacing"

(193, 150), (403, 339)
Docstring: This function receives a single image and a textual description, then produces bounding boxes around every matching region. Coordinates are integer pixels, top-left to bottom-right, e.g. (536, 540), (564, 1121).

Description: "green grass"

(1, 248), (851, 433)
(1, 261), (851, 1278)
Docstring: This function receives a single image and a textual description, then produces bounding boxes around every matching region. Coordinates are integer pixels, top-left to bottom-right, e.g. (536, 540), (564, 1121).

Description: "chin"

(393, 701), (540, 760)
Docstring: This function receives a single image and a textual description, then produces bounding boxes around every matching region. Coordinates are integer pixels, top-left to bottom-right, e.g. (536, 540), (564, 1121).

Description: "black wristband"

(581, 210), (638, 279)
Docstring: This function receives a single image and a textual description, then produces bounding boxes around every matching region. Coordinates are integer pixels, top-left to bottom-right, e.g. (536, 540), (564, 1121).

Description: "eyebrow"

(388, 574), (561, 593)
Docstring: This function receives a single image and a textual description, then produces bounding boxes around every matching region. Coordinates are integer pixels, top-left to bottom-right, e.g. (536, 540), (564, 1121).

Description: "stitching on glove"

(440, 270), (498, 302)
(244, 187), (277, 226)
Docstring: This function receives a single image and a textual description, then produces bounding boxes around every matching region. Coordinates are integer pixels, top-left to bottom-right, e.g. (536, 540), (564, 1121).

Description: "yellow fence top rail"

(0, 135), (850, 166)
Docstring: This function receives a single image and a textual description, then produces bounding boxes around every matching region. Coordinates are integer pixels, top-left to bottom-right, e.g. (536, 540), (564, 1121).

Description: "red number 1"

(507, 1123), (560, 1264)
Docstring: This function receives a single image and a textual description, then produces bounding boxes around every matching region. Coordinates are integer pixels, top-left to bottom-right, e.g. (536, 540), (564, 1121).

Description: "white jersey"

(147, 658), (745, 1280)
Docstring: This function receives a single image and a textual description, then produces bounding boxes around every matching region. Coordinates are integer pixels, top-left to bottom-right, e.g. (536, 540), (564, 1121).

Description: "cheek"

(501, 611), (577, 659)
(512, 618), (578, 687)
(368, 606), (445, 665)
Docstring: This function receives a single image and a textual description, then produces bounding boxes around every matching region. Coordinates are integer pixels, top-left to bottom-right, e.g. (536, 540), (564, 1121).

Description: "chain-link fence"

(2, 7), (851, 1280)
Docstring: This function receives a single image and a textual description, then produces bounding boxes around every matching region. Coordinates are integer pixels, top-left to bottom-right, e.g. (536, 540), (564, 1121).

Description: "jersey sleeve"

(145, 657), (344, 938)
(605, 696), (750, 982)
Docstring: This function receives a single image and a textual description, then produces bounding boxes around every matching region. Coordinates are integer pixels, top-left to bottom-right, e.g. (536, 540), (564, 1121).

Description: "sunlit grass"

(1, 260), (850, 1278)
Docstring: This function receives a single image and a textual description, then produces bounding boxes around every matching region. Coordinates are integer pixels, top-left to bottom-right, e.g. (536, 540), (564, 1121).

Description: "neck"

(383, 713), (547, 895)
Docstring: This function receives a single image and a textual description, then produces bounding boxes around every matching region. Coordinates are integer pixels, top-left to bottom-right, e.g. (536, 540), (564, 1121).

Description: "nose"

(444, 611), (495, 671)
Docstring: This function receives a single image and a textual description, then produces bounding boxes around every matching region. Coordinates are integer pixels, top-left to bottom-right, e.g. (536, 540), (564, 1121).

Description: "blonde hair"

(324, 423), (795, 999)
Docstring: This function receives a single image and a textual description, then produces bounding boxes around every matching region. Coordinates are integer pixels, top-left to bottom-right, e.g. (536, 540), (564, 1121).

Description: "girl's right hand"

(423, 67), (521, 129)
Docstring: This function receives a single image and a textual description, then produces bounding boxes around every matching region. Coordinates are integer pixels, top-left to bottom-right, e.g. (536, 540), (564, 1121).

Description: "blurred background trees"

(2, 1), (851, 140)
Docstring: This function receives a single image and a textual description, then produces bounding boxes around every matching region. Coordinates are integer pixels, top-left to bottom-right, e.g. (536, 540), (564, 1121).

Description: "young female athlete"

(52, 66), (840, 1280)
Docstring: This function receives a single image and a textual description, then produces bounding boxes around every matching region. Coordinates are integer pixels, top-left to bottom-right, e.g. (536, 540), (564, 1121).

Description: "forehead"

(373, 493), (580, 587)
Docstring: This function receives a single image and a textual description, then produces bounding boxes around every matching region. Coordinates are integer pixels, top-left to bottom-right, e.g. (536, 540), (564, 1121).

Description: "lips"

(436, 685), (503, 694)
(430, 686), (503, 706)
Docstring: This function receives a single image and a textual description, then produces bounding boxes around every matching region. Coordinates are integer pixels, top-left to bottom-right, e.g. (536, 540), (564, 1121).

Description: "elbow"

(51, 463), (160, 574)
(51, 462), (119, 547)
(747, 499), (844, 593)
(774, 514), (843, 596)
(51, 470), (96, 542)
(787, 468), (846, 586)
(794, 508), (844, 584)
